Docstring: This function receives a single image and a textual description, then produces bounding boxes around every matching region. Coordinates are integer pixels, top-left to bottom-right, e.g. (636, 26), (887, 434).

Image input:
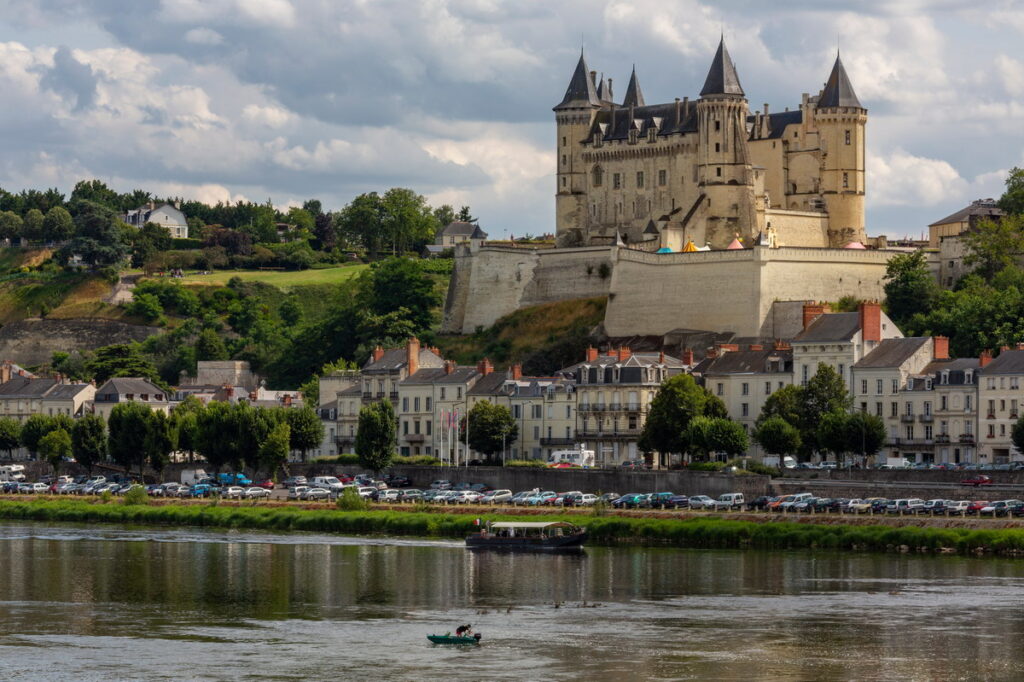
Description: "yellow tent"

(681, 240), (698, 253)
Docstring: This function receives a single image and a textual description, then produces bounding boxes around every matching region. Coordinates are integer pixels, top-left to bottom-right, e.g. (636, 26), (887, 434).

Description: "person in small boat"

(456, 624), (472, 636)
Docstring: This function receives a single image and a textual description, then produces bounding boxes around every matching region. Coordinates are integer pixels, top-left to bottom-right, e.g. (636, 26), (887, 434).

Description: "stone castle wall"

(442, 243), (892, 339)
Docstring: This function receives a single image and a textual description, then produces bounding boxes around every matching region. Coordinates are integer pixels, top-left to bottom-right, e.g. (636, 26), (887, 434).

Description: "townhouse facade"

(977, 348), (1024, 463)
(0, 377), (95, 421)
(92, 377), (171, 420)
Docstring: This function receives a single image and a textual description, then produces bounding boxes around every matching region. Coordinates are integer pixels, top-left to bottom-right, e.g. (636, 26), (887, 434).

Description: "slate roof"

(587, 101), (698, 143)
(554, 52), (602, 110)
(468, 372), (511, 396)
(747, 109), (803, 139)
(703, 349), (793, 375)
(441, 221), (487, 239)
(338, 384), (362, 397)
(400, 367), (479, 385)
(980, 350), (1024, 375)
(922, 358), (980, 374)
(0, 377), (57, 398)
(622, 67), (645, 108)
(363, 348), (443, 372)
(559, 352), (688, 374)
(792, 313), (861, 343)
(45, 384), (92, 400)
(818, 55), (862, 108)
(95, 377), (167, 400)
(853, 337), (930, 368)
(700, 37), (744, 97)
(928, 199), (1004, 227)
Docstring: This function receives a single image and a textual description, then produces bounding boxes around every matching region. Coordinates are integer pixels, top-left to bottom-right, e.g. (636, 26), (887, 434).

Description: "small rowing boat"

(427, 634), (481, 645)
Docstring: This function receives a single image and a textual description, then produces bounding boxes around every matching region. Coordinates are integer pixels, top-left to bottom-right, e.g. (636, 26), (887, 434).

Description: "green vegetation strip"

(5, 499), (1024, 557)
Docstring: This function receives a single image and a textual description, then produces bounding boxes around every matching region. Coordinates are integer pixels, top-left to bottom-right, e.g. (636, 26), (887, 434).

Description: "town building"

(397, 361), (481, 461)
(558, 347), (688, 467)
(123, 201), (189, 239)
(928, 198), (1003, 249)
(92, 377), (171, 419)
(977, 348), (1024, 463)
(0, 376), (95, 421)
(433, 221), (488, 249)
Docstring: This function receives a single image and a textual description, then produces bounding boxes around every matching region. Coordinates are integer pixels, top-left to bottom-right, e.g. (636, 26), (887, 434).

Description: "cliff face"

(0, 318), (160, 365)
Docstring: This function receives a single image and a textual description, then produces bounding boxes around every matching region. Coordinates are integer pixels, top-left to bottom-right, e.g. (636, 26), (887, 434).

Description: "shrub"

(122, 486), (149, 506)
(336, 487), (369, 511)
(505, 459), (547, 468)
(685, 461), (726, 471)
(336, 453), (360, 465)
(597, 262), (612, 279)
(391, 455), (441, 466)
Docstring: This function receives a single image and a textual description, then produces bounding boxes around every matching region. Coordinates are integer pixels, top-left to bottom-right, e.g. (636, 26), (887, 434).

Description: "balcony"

(576, 429), (641, 440)
(959, 434), (975, 444)
(935, 434), (951, 444)
(540, 437), (575, 446)
(361, 392), (373, 401)
(609, 402), (622, 411)
(890, 437), (934, 447)
(334, 434), (355, 446)
(987, 413), (996, 420)
(389, 392), (399, 402)
(918, 414), (934, 423)
(900, 414), (915, 423)
(403, 433), (425, 443)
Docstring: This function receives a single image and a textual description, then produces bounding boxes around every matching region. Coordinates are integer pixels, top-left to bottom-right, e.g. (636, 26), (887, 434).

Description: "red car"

(967, 500), (990, 515)
(254, 480), (275, 490)
(961, 475), (993, 487)
(338, 473), (355, 484)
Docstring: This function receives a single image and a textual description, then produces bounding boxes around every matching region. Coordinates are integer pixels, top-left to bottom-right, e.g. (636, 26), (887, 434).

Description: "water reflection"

(1, 523), (1023, 680)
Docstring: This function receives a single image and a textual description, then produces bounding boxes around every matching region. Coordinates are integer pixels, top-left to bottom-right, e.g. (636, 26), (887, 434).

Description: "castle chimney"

(859, 301), (882, 343)
(606, 78), (612, 101)
(1017, 343), (1024, 351)
(444, 360), (454, 375)
(659, 351), (665, 364)
(1001, 345), (1011, 352)
(674, 98), (681, 127)
(406, 337), (420, 376)
(773, 339), (791, 351)
(590, 70), (597, 87)
(717, 343), (739, 353)
(618, 346), (632, 361)
(683, 96), (689, 120)
(933, 336), (950, 360)
(682, 349), (695, 365)
(372, 346), (385, 363)
(802, 301), (828, 330)
(980, 350), (993, 368)
(586, 346), (598, 362)
(249, 391), (257, 401)
(226, 386), (234, 399)
(148, 201), (155, 211)
(476, 358), (493, 376)
(174, 200), (181, 210)
(511, 364), (522, 380)
(763, 103), (769, 116)
(606, 350), (617, 357)
(706, 348), (718, 360)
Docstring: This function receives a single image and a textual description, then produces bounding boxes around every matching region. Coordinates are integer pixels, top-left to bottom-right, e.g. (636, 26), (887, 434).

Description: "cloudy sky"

(0, 0), (1021, 238)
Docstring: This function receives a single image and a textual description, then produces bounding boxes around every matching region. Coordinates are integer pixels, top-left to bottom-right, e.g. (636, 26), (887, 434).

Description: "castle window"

(636, 171), (644, 188)
(592, 166), (603, 187)
(715, 143), (720, 153)
(562, 136), (567, 146)
(842, 172), (849, 188)
(561, 154), (567, 165)
(561, 177), (566, 187)
(658, 170), (667, 186)
(629, 130), (638, 144)
(715, 120), (721, 132)
(613, 173), (621, 189)
(845, 130), (851, 145)
(716, 167), (722, 177)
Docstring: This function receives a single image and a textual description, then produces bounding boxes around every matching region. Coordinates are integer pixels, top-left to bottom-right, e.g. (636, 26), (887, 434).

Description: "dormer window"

(941, 371), (949, 385)
(628, 129), (638, 144)
(965, 370), (973, 384)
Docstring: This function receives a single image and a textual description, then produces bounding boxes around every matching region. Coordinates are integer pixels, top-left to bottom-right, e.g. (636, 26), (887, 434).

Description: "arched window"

(592, 166), (603, 187)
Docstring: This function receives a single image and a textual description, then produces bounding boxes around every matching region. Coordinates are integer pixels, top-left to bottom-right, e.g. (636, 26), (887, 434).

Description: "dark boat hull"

(465, 532), (587, 551)
(428, 635), (480, 645)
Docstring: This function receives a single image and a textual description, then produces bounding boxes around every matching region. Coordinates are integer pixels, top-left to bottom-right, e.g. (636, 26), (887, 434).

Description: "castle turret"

(554, 52), (603, 244)
(816, 53), (867, 246)
(696, 37), (757, 247)
(622, 66), (645, 108)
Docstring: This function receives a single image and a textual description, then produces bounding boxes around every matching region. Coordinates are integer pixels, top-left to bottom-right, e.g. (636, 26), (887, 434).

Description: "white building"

(124, 202), (189, 239)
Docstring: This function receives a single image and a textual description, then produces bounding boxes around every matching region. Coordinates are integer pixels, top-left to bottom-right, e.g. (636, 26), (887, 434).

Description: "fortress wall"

(765, 209), (830, 248)
(604, 248), (761, 337)
(442, 245), (615, 334)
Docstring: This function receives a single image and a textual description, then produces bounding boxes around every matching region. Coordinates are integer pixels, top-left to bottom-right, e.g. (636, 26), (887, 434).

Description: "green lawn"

(172, 265), (369, 289)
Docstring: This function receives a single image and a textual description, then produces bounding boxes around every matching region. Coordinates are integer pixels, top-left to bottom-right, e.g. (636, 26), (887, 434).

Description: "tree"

(456, 205), (475, 223)
(847, 411), (886, 462)
(194, 328), (229, 361)
(706, 418), (748, 458)
(355, 400), (396, 474)
(753, 415), (801, 457)
(0, 418), (21, 459)
(463, 400), (518, 462)
(1013, 415), (1024, 456)
(127, 292), (164, 322)
(38, 428), (72, 477)
(884, 250), (938, 326)
(816, 411), (851, 464)
(20, 414), (55, 458)
(144, 410), (175, 479)
(336, 192), (385, 253)
(998, 166), (1024, 216)
(756, 385), (804, 430)
(365, 258), (440, 332)
(0, 211), (23, 242)
(195, 401), (240, 473)
(682, 415), (713, 461)
(22, 208), (44, 242)
(639, 374), (711, 465)
(380, 187), (438, 254)
(800, 364), (852, 455)
(259, 422), (291, 479)
(43, 206), (75, 242)
(963, 215), (1024, 282)
(286, 406), (324, 463)
(71, 414), (106, 475)
(107, 402), (152, 478)
(59, 199), (130, 268)
(86, 343), (161, 384)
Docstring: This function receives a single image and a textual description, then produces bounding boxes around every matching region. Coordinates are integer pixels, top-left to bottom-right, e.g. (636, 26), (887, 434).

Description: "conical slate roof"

(819, 54), (862, 108)
(622, 66), (645, 108)
(554, 52), (602, 110)
(700, 37), (744, 97)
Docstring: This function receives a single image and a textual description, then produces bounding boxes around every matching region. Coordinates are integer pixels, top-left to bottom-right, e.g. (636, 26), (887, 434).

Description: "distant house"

(0, 376), (95, 421)
(425, 221), (488, 256)
(92, 377), (171, 419)
(124, 202), (189, 239)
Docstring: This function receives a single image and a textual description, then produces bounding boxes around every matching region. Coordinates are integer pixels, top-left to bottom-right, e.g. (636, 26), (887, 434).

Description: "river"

(1, 522), (1023, 680)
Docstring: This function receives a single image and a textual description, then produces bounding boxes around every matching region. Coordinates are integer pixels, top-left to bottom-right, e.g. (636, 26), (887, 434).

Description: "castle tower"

(816, 53), (867, 246)
(622, 66), (645, 108)
(696, 38), (757, 247)
(554, 52), (603, 245)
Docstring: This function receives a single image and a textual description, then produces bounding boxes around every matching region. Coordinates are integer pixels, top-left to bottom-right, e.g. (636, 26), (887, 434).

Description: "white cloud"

(242, 103), (294, 128)
(995, 54), (1024, 98)
(868, 148), (967, 206)
(184, 27), (224, 46)
(159, 0), (295, 27)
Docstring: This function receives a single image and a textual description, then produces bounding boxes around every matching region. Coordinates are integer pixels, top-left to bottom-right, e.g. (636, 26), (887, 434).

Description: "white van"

(713, 493), (745, 510)
(0, 464), (26, 482)
(181, 468), (208, 485)
(311, 476), (345, 492)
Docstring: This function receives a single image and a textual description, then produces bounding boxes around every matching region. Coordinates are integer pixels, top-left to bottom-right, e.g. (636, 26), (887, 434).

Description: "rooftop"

(793, 313), (861, 343)
(980, 350), (1024, 375)
(853, 338), (930, 369)
(703, 349), (793, 375)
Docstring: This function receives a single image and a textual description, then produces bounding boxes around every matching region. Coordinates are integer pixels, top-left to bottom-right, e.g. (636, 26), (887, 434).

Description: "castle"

(442, 38), (894, 341)
(555, 39), (867, 250)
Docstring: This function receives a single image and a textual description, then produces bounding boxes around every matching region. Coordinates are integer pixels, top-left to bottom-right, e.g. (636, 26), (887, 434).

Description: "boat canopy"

(489, 521), (579, 529)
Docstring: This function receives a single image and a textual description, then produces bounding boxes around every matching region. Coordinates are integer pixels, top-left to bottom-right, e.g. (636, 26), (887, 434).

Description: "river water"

(1, 523), (1023, 681)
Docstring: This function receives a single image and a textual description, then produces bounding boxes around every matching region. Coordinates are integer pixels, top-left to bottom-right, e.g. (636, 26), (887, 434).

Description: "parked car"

(961, 475), (993, 487)
(300, 487), (330, 501)
(746, 495), (776, 511)
(945, 500), (970, 515)
(597, 492), (620, 504)
(398, 489), (424, 502)
(481, 489), (513, 504)
(844, 499), (872, 514)
(552, 491), (584, 506)
(647, 492), (676, 509)
(966, 500), (991, 515)
(666, 494), (690, 509)
(429, 480), (452, 490)
(382, 474), (412, 488)
(886, 498), (926, 514)
(687, 495), (715, 510)
(254, 479), (275, 490)
(577, 494), (599, 506)
(287, 486), (309, 500)
(612, 493), (644, 509)
(282, 476), (307, 488)
(356, 486), (378, 499)
(244, 487), (272, 499)
(223, 486), (246, 500)
(712, 493), (745, 511)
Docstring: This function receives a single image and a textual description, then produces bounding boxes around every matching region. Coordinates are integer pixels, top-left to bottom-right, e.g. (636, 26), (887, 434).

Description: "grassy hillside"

(436, 297), (606, 372)
(172, 264), (369, 289)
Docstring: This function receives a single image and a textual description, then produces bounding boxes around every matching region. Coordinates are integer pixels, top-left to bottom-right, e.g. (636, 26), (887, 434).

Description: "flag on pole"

(474, 518), (480, 526)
